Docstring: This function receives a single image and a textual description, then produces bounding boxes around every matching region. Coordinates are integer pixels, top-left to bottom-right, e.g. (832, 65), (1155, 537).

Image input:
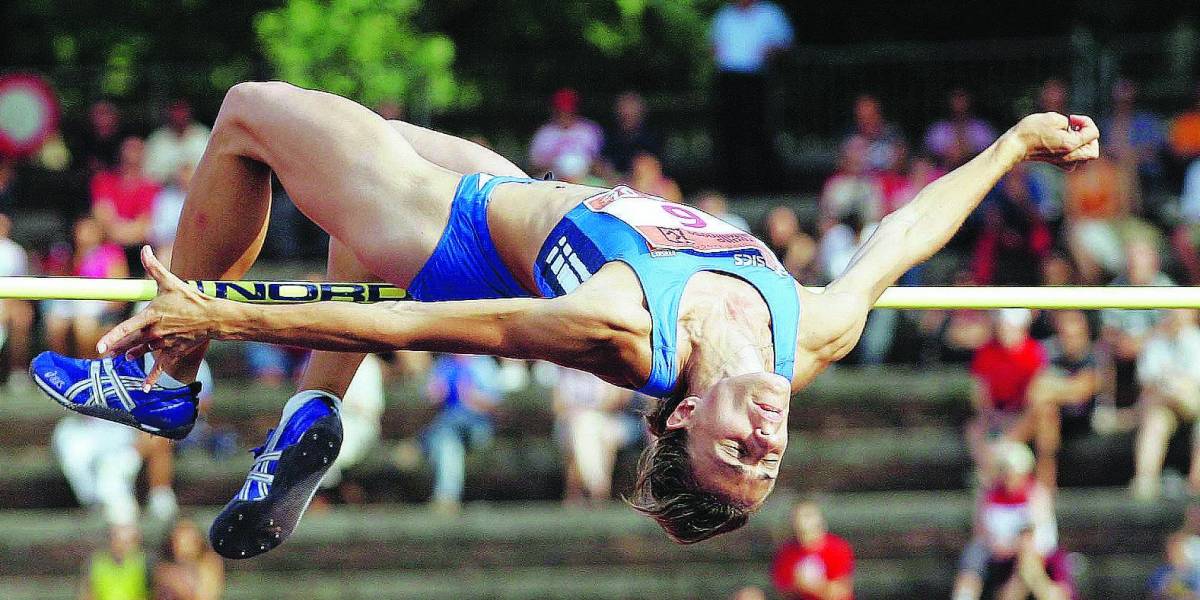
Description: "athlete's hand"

(1006, 112), (1100, 169)
(97, 245), (223, 390)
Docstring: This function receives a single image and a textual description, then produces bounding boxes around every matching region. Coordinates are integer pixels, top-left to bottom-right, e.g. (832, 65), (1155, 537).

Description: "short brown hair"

(627, 391), (753, 544)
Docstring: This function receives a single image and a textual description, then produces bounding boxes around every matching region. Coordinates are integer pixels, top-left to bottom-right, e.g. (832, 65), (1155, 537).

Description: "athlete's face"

(665, 372), (790, 508)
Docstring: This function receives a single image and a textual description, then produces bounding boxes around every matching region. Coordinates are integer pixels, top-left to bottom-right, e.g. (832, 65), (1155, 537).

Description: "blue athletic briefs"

(408, 173), (535, 302)
(408, 173), (800, 397)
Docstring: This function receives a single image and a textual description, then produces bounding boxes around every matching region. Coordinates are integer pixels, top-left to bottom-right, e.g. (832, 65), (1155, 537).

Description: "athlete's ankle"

(285, 389), (344, 413)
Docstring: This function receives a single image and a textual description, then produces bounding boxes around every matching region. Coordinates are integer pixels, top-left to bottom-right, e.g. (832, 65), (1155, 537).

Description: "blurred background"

(3, 0), (1200, 598)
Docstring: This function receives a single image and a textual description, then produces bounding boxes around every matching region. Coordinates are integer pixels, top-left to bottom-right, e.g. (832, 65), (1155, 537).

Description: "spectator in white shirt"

(552, 366), (635, 505)
(1180, 159), (1200, 224)
(149, 164), (193, 251)
(144, 99), (211, 184)
(1132, 310), (1200, 499)
(0, 213), (32, 388)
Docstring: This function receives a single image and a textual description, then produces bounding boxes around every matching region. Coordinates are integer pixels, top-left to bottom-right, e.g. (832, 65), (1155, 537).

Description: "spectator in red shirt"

(967, 309), (1047, 475)
(771, 500), (854, 600)
(90, 135), (161, 274)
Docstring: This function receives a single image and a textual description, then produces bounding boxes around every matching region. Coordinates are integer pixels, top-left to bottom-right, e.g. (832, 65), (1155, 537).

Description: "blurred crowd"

(1, 2), (1200, 598)
(3, 72), (1200, 598)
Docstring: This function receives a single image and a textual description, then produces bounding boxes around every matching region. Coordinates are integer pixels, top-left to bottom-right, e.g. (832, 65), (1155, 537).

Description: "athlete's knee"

(224, 81), (295, 109)
(210, 82), (295, 156)
(217, 82), (295, 129)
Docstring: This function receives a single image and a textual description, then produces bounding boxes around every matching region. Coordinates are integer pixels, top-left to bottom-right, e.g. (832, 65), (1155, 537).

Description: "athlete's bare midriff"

(486, 178), (607, 294)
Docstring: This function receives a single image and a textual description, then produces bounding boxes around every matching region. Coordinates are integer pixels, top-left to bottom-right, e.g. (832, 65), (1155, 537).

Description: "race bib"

(584, 187), (784, 272)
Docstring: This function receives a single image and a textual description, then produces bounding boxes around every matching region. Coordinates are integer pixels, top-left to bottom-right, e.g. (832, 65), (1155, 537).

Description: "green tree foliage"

(255, 0), (462, 111)
(1, 0), (268, 115)
(581, 0), (720, 86)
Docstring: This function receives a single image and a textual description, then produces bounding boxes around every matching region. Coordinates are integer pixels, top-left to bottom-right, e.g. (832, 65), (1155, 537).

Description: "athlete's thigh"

(224, 82), (460, 284)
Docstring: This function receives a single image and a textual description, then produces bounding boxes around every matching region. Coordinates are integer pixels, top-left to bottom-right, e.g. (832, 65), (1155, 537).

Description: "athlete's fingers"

(124, 343), (152, 363)
(103, 324), (156, 359)
(1062, 139), (1100, 162)
(97, 311), (155, 356)
(141, 245), (183, 291)
(143, 358), (164, 392)
(1068, 115), (1099, 141)
(1042, 112), (1070, 129)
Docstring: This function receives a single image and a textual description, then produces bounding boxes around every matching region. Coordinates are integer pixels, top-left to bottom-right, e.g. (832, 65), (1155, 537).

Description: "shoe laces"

(237, 428), (282, 501)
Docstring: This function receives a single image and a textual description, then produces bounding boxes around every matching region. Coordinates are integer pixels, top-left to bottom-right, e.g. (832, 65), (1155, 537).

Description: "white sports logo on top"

(544, 236), (593, 293)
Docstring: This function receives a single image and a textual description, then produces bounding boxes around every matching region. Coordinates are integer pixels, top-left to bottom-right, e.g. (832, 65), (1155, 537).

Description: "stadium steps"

(1, 416), (1181, 509)
(0, 366), (975, 448)
(0, 490), (1182, 574)
(0, 556), (1161, 600)
(0, 491), (1179, 599)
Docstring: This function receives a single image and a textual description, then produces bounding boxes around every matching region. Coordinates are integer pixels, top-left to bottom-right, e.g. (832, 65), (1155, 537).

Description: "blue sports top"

(532, 185), (800, 397)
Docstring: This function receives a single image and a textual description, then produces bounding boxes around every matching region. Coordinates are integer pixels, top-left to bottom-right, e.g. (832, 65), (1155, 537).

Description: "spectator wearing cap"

(709, 0), (793, 194)
(771, 499), (854, 600)
(966, 309), (1047, 475)
(529, 88), (605, 177)
(1132, 310), (1200, 500)
(143, 99), (211, 184)
(953, 441), (1073, 600)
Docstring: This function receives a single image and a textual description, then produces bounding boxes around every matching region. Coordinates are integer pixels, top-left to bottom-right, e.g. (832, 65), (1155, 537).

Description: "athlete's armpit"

(794, 288), (871, 363)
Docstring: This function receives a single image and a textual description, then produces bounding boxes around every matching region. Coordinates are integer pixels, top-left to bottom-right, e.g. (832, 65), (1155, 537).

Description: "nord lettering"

(214, 282), (266, 301)
(267, 283), (319, 302)
(320, 284), (366, 302)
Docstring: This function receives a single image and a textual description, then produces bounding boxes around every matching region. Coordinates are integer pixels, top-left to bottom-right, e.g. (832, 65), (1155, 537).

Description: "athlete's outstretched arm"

(224, 296), (611, 360)
(794, 114), (1099, 362)
(100, 247), (640, 389)
(827, 113), (1099, 304)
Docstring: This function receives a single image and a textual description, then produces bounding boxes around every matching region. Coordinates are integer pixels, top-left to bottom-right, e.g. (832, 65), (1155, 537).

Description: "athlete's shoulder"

(795, 285), (871, 360)
(559, 263), (654, 389)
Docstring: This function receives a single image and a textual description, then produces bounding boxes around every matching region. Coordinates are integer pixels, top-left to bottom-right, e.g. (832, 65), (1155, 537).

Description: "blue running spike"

(210, 391), (342, 559)
(30, 351), (199, 440)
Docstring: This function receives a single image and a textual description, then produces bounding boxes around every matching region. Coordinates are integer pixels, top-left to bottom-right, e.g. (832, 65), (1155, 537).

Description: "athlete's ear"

(665, 396), (700, 430)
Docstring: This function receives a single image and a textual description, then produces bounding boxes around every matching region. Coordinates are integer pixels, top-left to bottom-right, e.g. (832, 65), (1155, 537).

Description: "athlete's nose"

(754, 423), (784, 447)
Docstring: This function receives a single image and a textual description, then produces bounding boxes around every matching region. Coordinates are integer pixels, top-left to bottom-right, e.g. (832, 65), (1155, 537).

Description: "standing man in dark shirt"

(73, 101), (126, 174)
(709, 0), (793, 194)
(601, 91), (661, 178)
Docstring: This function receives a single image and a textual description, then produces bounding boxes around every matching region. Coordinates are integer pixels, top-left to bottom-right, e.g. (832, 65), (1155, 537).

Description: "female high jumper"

(32, 81), (1099, 558)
